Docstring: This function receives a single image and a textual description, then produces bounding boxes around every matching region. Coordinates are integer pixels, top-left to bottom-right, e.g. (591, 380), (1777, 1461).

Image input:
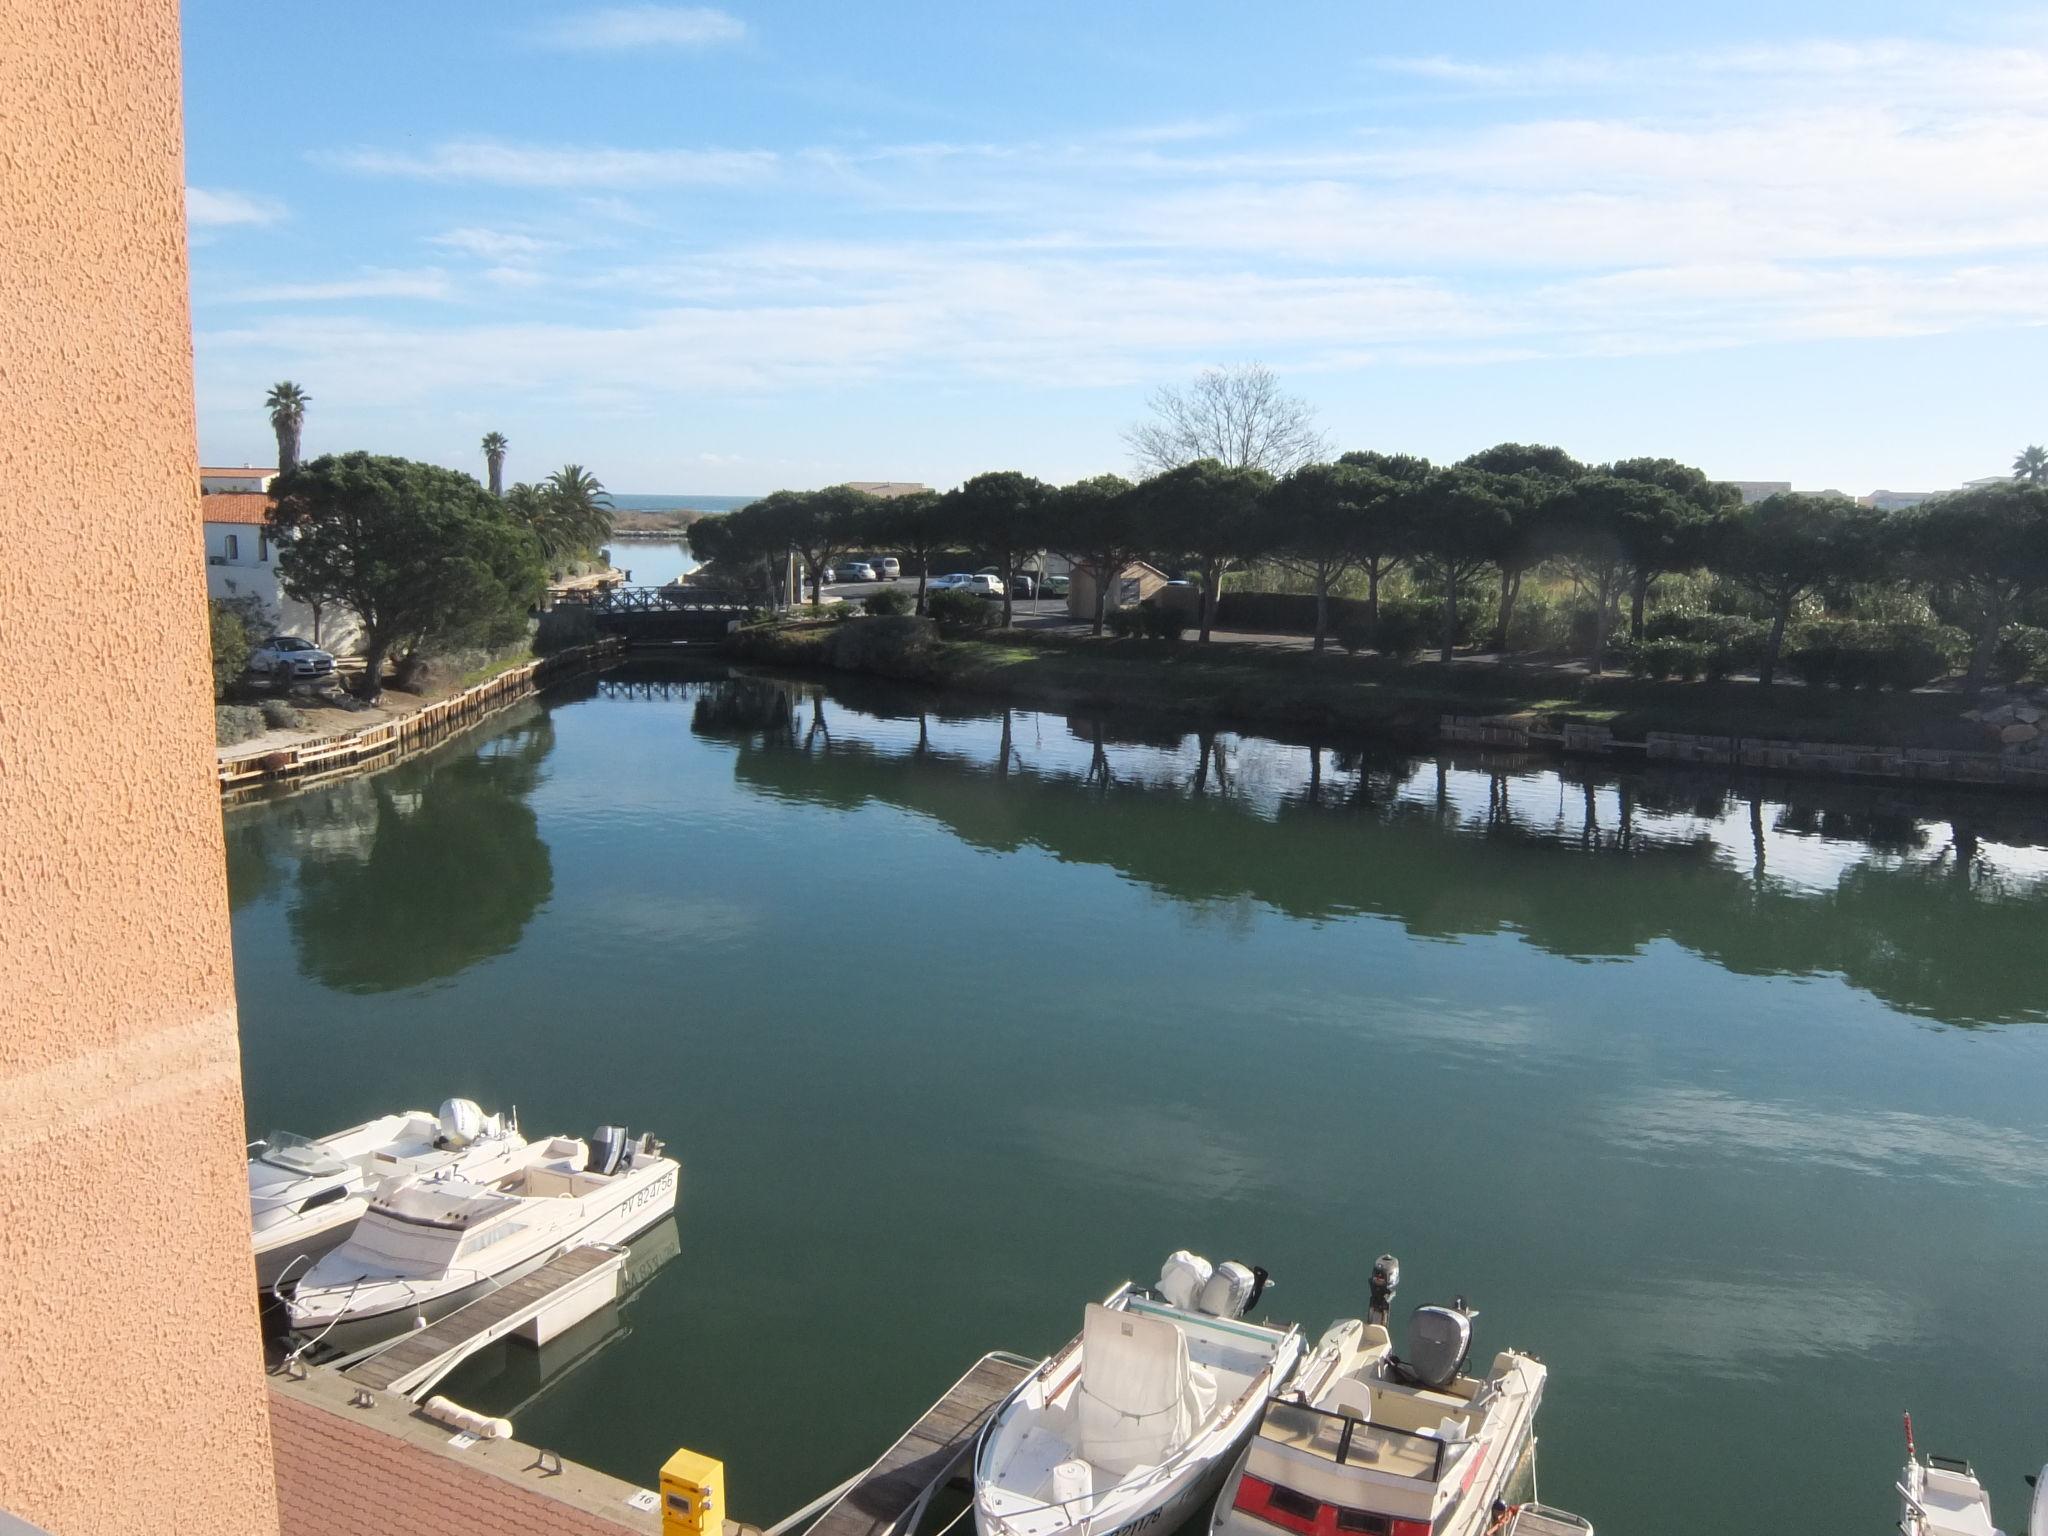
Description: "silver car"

(247, 635), (337, 682)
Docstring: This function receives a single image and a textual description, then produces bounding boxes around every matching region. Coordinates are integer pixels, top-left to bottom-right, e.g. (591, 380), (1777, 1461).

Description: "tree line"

(689, 449), (2048, 687)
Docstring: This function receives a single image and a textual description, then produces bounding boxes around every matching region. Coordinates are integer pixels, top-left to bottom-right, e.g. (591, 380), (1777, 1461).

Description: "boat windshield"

(1260, 1401), (1453, 1483)
(258, 1130), (349, 1179)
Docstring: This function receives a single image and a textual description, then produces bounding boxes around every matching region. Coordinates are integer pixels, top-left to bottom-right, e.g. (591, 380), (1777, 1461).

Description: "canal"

(224, 661), (2048, 1536)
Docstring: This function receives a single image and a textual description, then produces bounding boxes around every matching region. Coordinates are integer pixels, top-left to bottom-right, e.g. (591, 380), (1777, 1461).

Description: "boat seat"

(1326, 1377), (1374, 1423)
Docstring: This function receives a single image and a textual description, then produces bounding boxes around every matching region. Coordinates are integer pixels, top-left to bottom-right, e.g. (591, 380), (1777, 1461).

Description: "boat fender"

(423, 1395), (513, 1441)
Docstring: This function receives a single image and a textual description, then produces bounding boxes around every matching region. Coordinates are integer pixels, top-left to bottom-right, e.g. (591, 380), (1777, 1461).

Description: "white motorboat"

(249, 1098), (524, 1290)
(975, 1251), (1303, 1536)
(286, 1123), (679, 1340)
(1213, 1256), (1555, 1536)
(1898, 1414), (2042, 1536)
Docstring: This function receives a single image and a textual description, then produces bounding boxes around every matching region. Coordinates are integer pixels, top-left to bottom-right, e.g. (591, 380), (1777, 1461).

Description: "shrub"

(1993, 626), (2048, 684)
(215, 705), (266, 746)
(820, 614), (937, 676)
(928, 588), (994, 631)
(1106, 606), (1145, 639)
(863, 587), (913, 617)
(1625, 638), (1707, 681)
(1141, 601), (1188, 641)
(1644, 612), (1769, 676)
(1214, 591), (1372, 635)
(258, 699), (308, 730)
(1504, 594), (1582, 654)
(208, 596), (267, 698)
(1784, 621), (1967, 692)
(1336, 599), (1435, 659)
(532, 603), (600, 656)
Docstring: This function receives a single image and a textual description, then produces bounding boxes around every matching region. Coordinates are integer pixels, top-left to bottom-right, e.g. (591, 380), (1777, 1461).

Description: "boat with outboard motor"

(975, 1250), (1303, 1536)
(1212, 1255), (1568, 1536)
(285, 1123), (678, 1343)
(249, 1098), (524, 1290)
(1897, 1413), (2043, 1536)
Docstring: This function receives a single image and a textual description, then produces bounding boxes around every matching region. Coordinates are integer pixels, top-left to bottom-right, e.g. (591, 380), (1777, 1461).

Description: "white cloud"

(232, 268), (452, 303)
(537, 5), (745, 51)
(325, 137), (774, 188)
(428, 227), (556, 260)
(187, 186), (285, 227)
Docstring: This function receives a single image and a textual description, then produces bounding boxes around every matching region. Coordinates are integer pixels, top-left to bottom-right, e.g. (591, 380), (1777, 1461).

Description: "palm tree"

(481, 431), (509, 497)
(2015, 445), (2048, 486)
(265, 381), (309, 474)
(544, 464), (614, 552)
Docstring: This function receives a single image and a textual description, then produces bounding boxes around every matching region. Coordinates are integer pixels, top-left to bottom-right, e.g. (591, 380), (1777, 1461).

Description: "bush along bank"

(722, 615), (2048, 792)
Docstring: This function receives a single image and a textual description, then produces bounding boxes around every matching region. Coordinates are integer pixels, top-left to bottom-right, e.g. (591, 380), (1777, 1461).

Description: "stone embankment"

(218, 639), (623, 799)
(1442, 705), (2048, 791)
(1964, 686), (2048, 756)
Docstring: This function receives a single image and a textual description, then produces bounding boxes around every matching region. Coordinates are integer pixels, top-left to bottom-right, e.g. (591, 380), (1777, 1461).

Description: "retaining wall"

(220, 639), (624, 798)
(1439, 715), (2048, 792)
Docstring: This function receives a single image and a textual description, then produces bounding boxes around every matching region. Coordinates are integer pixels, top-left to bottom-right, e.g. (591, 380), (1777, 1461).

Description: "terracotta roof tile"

(202, 492), (275, 526)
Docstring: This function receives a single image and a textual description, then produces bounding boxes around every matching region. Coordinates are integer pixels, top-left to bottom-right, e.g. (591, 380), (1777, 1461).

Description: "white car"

(956, 573), (1006, 597)
(927, 572), (972, 592)
(247, 635), (337, 683)
(830, 561), (879, 584)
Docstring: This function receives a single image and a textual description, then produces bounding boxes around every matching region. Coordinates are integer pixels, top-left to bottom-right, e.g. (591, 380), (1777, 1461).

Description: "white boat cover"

(1077, 1303), (1194, 1475)
(1158, 1251), (1213, 1312)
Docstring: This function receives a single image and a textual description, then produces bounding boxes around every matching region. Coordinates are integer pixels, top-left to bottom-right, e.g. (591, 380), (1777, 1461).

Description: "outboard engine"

(1198, 1260), (1268, 1318)
(436, 1098), (485, 1149)
(585, 1125), (630, 1176)
(1389, 1302), (1475, 1391)
(1368, 1254), (1400, 1327)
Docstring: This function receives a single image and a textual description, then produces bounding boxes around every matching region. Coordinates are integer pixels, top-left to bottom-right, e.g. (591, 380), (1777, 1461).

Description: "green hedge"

(1783, 621), (1969, 692)
(928, 588), (994, 631)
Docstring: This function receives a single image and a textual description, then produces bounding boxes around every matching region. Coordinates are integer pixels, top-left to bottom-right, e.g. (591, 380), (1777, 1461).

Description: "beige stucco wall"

(0, 2), (280, 1531)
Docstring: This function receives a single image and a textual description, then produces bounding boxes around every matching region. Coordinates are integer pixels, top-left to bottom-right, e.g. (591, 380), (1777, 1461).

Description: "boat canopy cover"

(1078, 1302), (1193, 1475)
(257, 1131), (349, 1179)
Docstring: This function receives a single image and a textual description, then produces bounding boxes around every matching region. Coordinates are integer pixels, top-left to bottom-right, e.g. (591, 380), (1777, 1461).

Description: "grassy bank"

(724, 619), (1982, 751)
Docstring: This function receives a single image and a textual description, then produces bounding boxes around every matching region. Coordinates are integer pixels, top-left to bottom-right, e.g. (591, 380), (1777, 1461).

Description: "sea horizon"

(611, 491), (756, 514)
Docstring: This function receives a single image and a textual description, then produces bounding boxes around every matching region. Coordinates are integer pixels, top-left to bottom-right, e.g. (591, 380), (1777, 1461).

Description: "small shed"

(1067, 560), (1170, 620)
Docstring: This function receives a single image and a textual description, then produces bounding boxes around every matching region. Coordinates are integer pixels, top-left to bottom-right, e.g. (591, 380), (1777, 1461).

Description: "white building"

(199, 464), (275, 494)
(202, 492), (360, 649)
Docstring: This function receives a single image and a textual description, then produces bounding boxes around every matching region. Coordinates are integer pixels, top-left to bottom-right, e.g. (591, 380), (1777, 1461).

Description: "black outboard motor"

(1389, 1302), (1475, 1391)
(585, 1125), (630, 1175)
(1368, 1254), (1400, 1327)
(1246, 1265), (1271, 1311)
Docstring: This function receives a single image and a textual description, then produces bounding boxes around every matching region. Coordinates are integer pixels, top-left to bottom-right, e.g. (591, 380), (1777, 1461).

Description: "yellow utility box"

(661, 1447), (726, 1536)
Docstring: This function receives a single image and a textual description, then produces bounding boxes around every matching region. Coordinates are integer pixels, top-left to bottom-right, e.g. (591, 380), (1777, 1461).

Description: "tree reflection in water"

(696, 680), (2048, 1027)
(274, 712), (557, 993)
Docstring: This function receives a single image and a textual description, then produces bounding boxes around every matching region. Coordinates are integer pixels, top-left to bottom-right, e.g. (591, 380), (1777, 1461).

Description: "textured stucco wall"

(0, 2), (280, 1531)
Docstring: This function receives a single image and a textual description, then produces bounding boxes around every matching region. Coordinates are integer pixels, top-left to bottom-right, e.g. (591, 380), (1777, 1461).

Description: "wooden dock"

(345, 1245), (626, 1400)
(803, 1352), (1037, 1536)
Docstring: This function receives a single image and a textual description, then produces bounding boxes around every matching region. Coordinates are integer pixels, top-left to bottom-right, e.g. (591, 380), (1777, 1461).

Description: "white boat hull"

(978, 1288), (1302, 1536)
(287, 1151), (678, 1340)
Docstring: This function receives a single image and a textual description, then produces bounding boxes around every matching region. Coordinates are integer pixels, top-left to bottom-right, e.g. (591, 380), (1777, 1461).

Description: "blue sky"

(182, 2), (2047, 496)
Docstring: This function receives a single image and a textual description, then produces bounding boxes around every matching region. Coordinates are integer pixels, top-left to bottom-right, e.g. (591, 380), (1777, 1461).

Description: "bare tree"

(1124, 363), (1329, 477)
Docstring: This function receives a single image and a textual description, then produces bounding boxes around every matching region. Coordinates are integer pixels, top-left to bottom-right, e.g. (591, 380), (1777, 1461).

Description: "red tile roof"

(202, 492), (275, 526)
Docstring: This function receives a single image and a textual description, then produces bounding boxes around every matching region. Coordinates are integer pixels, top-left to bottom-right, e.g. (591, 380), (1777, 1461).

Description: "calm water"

(224, 663), (2048, 1535)
(602, 537), (697, 588)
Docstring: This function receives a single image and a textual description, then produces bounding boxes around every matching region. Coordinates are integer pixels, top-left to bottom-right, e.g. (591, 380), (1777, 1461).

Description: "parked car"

(1008, 574), (1037, 599)
(1039, 573), (1070, 598)
(867, 556), (901, 579)
(829, 561), (878, 583)
(247, 635), (337, 684)
(927, 572), (972, 592)
(956, 573), (1006, 598)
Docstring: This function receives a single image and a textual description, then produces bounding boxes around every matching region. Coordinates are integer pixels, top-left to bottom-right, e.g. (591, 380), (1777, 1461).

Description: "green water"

(225, 661), (2048, 1535)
